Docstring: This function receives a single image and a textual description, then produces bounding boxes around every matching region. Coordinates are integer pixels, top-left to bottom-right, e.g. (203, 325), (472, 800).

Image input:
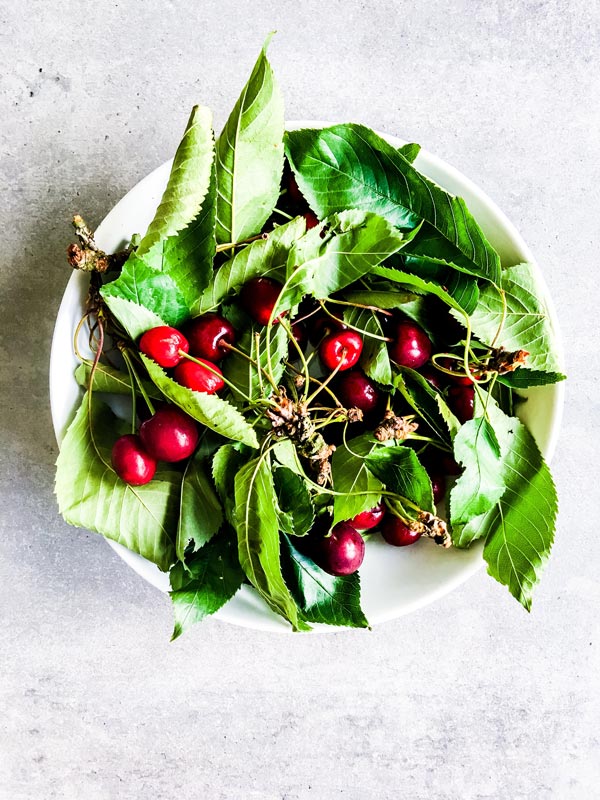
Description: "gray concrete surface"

(1, 1), (599, 797)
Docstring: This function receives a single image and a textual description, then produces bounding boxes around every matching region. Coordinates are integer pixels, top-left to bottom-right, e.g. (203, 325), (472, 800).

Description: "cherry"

(419, 366), (444, 390)
(430, 473), (446, 505)
(111, 434), (157, 486)
(349, 503), (386, 531)
(139, 326), (189, 368)
(173, 359), (224, 394)
(287, 170), (304, 204)
(388, 320), (432, 369)
(337, 370), (381, 413)
(240, 277), (283, 326)
(441, 454), (462, 476)
(453, 374), (474, 386)
(288, 320), (307, 359)
(447, 384), (475, 423)
(304, 210), (319, 229)
(381, 516), (421, 547)
(139, 407), (199, 462)
(308, 312), (346, 345)
(184, 313), (235, 362)
(320, 330), (363, 372)
(314, 522), (365, 576)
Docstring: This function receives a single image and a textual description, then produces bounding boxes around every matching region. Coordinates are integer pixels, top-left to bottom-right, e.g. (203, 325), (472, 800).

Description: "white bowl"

(50, 122), (564, 632)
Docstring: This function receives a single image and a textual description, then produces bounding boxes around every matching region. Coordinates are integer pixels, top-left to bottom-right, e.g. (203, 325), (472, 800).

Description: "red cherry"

(389, 320), (432, 369)
(314, 522), (365, 576)
(337, 370), (381, 413)
(349, 503), (386, 531)
(419, 366), (444, 390)
(240, 277), (284, 326)
(430, 473), (446, 505)
(139, 326), (189, 368)
(453, 374), (474, 386)
(139, 407), (199, 462)
(184, 313), (235, 362)
(308, 313), (346, 345)
(319, 330), (363, 372)
(287, 171), (304, 204)
(381, 516), (421, 547)
(304, 211), (319, 229)
(448, 385), (475, 423)
(173, 359), (224, 394)
(111, 434), (157, 486)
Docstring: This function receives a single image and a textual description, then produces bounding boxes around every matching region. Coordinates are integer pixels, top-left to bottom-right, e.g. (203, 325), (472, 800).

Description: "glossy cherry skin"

(173, 359), (224, 394)
(419, 366), (444, 390)
(111, 434), (157, 485)
(349, 503), (386, 531)
(184, 313), (235, 362)
(320, 330), (363, 372)
(381, 516), (421, 547)
(448, 384), (475, 423)
(314, 522), (365, 576)
(304, 210), (319, 229)
(240, 277), (284, 326)
(139, 407), (199, 462)
(337, 370), (381, 413)
(139, 326), (189, 368)
(388, 320), (432, 369)
(430, 473), (446, 505)
(308, 313), (346, 345)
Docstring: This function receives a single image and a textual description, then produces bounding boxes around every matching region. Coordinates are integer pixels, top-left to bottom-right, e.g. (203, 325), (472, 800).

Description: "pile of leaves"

(55, 37), (564, 636)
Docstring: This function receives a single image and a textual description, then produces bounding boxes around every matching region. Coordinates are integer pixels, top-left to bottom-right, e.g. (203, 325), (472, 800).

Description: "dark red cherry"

(337, 370), (381, 413)
(111, 434), (156, 486)
(314, 522), (365, 576)
(389, 320), (432, 369)
(320, 330), (363, 372)
(381, 516), (421, 547)
(184, 313), (235, 362)
(430, 473), (446, 505)
(447, 385), (475, 423)
(139, 407), (199, 462)
(304, 211), (319, 229)
(419, 366), (444, 390)
(173, 359), (224, 394)
(139, 326), (188, 368)
(308, 312), (346, 345)
(287, 171), (304, 204)
(441, 454), (462, 476)
(240, 277), (284, 326)
(288, 321), (308, 359)
(453, 374), (474, 386)
(349, 503), (386, 531)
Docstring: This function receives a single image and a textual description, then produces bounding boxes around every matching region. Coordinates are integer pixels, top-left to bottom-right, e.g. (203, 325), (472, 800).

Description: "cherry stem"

(279, 317), (311, 400)
(272, 207), (294, 221)
(326, 296), (393, 317)
(318, 300), (392, 342)
(215, 232), (268, 253)
(305, 349), (347, 406)
(178, 350), (261, 404)
(121, 348), (155, 416)
(283, 361), (343, 408)
(122, 352), (137, 434)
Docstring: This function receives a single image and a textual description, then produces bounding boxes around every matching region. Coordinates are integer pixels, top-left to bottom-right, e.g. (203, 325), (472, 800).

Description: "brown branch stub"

(67, 214), (132, 274)
(487, 347), (530, 375)
(409, 511), (452, 548)
(374, 409), (419, 442)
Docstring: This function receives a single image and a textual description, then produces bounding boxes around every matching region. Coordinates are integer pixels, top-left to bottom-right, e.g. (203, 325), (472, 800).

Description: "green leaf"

(101, 295), (172, 343)
(399, 257), (479, 315)
(497, 369), (566, 388)
(215, 36), (285, 245)
(365, 445), (434, 514)
(140, 354), (258, 448)
(394, 368), (460, 444)
(273, 467), (315, 536)
(343, 307), (392, 386)
(222, 323), (288, 402)
(398, 142), (421, 163)
(465, 263), (562, 373)
(176, 450), (223, 562)
(280, 535), (369, 628)
(193, 216), (305, 315)
(233, 454), (308, 630)
(276, 210), (406, 313)
(371, 264), (466, 316)
(331, 434), (383, 525)
(212, 443), (248, 519)
(450, 416), (506, 544)
(170, 527), (244, 639)
(285, 124), (501, 283)
(74, 361), (162, 400)
(55, 394), (179, 571)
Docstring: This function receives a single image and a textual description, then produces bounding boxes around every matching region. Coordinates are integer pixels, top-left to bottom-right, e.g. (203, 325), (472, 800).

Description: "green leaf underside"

(212, 443), (248, 521)
(55, 394), (179, 571)
(276, 210), (406, 313)
(140, 354), (258, 448)
(193, 216), (305, 315)
(450, 416), (506, 539)
(365, 446), (434, 514)
(285, 124), (501, 283)
(101, 294), (171, 342)
(332, 434), (383, 524)
(176, 450), (224, 562)
(343, 306), (392, 386)
(274, 467), (315, 536)
(465, 263), (562, 374)
(215, 36), (285, 245)
(74, 362), (162, 400)
(281, 536), (368, 628)
(222, 324), (288, 402)
(395, 368), (460, 444)
(233, 455), (307, 631)
(170, 528), (245, 639)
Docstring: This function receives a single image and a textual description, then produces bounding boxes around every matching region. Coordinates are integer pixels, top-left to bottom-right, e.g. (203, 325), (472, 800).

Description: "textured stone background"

(1, 1), (599, 798)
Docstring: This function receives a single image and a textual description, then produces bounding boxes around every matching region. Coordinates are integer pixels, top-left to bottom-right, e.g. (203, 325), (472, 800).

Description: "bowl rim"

(49, 120), (565, 633)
